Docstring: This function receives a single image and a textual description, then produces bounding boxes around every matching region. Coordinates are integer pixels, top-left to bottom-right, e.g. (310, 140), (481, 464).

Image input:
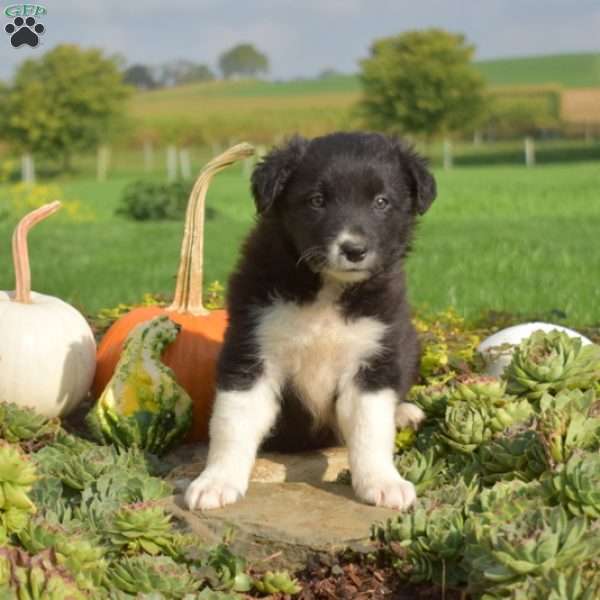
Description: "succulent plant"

(194, 543), (253, 592)
(0, 442), (37, 538)
(253, 570), (302, 595)
(450, 375), (511, 403)
(108, 502), (179, 557)
(373, 480), (477, 587)
(408, 383), (453, 418)
(466, 506), (600, 593)
(0, 547), (88, 599)
(0, 402), (60, 448)
(546, 451), (600, 518)
(106, 554), (199, 597)
(537, 390), (600, 465)
(394, 447), (445, 493)
(503, 330), (600, 400)
(475, 430), (547, 484)
(17, 518), (108, 591)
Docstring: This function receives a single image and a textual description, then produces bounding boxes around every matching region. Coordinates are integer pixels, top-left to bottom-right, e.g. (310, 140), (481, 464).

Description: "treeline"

(124, 43), (269, 89)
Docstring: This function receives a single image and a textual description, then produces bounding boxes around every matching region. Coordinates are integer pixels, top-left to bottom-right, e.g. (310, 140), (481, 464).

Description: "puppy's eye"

(309, 194), (325, 209)
(373, 195), (389, 211)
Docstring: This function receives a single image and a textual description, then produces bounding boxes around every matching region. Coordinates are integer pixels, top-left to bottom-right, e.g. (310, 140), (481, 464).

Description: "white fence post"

(21, 153), (35, 183)
(443, 138), (453, 170)
(524, 137), (535, 167)
(143, 140), (154, 172)
(179, 148), (192, 180)
(166, 145), (178, 182)
(97, 145), (110, 181)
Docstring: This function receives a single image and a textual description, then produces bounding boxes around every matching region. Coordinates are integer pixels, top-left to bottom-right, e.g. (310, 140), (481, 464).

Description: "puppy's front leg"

(337, 387), (416, 510)
(185, 378), (280, 510)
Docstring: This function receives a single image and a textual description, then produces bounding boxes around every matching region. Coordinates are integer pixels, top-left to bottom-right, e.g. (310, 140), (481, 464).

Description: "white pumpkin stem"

(167, 143), (254, 315)
(12, 201), (62, 304)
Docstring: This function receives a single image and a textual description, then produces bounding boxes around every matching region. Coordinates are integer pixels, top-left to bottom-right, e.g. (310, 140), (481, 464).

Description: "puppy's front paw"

(184, 472), (245, 511)
(395, 402), (426, 430)
(354, 473), (416, 510)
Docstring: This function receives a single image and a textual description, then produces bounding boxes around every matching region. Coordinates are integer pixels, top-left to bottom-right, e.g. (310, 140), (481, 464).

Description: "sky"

(1, 0), (599, 81)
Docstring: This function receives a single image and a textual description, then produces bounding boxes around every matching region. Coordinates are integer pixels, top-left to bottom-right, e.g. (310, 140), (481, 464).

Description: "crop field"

(475, 52), (600, 88)
(130, 67), (600, 144)
(1, 158), (599, 326)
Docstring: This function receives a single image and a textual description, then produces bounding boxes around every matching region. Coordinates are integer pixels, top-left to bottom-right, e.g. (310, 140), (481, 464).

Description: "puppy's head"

(251, 132), (436, 282)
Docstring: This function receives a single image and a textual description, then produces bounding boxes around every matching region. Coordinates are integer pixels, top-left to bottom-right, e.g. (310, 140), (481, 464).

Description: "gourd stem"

(12, 201), (62, 304)
(167, 143), (254, 315)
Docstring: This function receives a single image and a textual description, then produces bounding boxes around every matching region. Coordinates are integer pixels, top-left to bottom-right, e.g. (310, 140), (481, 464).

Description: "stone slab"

(163, 446), (401, 568)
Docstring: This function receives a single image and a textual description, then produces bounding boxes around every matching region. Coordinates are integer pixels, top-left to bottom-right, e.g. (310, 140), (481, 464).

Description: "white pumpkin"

(477, 321), (593, 378)
(0, 202), (96, 417)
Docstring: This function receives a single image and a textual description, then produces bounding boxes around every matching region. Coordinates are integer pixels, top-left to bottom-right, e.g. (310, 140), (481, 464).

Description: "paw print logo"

(5, 16), (45, 48)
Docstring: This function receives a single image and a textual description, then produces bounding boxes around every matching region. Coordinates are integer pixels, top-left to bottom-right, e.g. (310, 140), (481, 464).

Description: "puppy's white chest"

(256, 288), (387, 421)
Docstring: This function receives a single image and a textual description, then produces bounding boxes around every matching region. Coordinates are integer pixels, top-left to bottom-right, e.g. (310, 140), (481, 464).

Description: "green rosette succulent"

(0, 547), (88, 600)
(196, 543), (253, 592)
(108, 502), (179, 557)
(546, 451), (600, 518)
(408, 383), (452, 419)
(106, 554), (199, 597)
(373, 480), (477, 587)
(537, 390), (600, 465)
(254, 570), (302, 595)
(17, 518), (107, 592)
(394, 447), (445, 493)
(438, 380), (534, 454)
(438, 402), (492, 453)
(451, 375), (511, 403)
(0, 442), (37, 538)
(503, 330), (600, 400)
(0, 402), (60, 448)
(466, 506), (600, 593)
(476, 430), (547, 484)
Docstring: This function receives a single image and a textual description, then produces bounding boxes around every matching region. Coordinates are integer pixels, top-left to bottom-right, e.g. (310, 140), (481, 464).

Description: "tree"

(218, 43), (269, 79)
(0, 44), (130, 170)
(359, 29), (486, 139)
(158, 60), (215, 86)
(124, 64), (157, 89)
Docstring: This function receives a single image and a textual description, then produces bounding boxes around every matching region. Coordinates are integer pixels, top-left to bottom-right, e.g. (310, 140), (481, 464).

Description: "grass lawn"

(1, 160), (599, 326)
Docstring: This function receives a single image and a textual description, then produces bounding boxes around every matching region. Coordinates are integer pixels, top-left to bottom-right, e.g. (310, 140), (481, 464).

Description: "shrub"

(116, 180), (191, 221)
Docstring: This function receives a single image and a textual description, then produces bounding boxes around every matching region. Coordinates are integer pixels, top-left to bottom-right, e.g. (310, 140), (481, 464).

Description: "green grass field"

(476, 52), (600, 88)
(1, 158), (599, 326)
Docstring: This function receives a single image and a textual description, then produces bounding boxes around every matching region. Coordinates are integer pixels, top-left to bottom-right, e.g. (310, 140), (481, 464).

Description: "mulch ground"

(283, 553), (465, 600)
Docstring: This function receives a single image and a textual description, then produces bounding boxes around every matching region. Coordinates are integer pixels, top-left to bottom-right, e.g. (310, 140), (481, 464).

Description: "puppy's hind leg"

(337, 387), (416, 511)
(185, 377), (280, 511)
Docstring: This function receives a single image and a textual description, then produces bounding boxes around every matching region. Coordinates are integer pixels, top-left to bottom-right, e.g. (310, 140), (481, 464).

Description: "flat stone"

(163, 446), (401, 569)
(164, 444), (351, 491)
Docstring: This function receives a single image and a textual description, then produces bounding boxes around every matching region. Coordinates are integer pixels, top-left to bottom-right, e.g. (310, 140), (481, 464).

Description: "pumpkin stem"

(12, 201), (62, 304)
(167, 143), (254, 315)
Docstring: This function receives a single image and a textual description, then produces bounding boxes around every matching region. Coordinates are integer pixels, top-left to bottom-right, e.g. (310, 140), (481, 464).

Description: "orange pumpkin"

(92, 144), (254, 441)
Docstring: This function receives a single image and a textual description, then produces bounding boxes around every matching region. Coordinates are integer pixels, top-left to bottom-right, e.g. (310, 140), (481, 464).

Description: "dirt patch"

(561, 88), (600, 123)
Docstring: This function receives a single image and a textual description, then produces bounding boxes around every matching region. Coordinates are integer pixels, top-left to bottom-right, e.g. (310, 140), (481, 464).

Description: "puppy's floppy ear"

(392, 139), (436, 215)
(406, 152), (437, 215)
(251, 136), (308, 215)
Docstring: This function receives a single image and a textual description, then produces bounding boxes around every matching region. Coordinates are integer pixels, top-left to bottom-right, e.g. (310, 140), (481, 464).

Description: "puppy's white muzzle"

(324, 231), (375, 282)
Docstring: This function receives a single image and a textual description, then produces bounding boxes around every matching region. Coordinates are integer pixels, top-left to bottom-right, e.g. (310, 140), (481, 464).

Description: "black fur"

(217, 132), (436, 451)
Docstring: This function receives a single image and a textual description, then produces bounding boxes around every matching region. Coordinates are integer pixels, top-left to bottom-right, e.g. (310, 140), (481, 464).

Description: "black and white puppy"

(185, 132), (436, 511)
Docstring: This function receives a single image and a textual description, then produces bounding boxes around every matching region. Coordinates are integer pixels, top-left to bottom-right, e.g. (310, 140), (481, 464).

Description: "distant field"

(1, 160), (599, 326)
(476, 52), (600, 88)
(129, 53), (600, 141)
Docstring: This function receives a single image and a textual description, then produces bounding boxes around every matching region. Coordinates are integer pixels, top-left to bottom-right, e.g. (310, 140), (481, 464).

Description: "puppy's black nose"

(340, 240), (368, 263)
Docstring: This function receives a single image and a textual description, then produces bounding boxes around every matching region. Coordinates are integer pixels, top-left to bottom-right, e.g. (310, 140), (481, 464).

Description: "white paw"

(184, 472), (245, 511)
(395, 402), (426, 429)
(354, 473), (416, 510)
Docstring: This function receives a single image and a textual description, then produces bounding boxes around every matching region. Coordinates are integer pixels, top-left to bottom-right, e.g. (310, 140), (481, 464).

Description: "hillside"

(129, 53), (600, 141)
(476, 52), (600, 88)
